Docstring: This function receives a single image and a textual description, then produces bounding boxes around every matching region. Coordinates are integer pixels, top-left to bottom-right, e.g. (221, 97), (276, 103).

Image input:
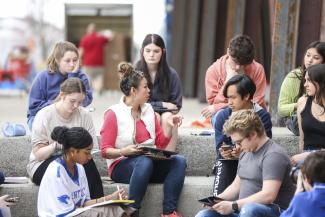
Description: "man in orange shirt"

(201, 35), (267, 125)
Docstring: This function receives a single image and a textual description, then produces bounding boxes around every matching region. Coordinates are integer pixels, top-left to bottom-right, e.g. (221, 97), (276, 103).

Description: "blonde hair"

(47, 41), (79, 73)
(223, 109), (265, 137)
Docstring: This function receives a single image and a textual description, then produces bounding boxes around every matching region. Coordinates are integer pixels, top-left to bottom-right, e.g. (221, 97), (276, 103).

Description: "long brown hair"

(135, 34), (171, 101)
(306, 64), (325, 112)
(296, 41), (325, 99)
(47, 41), (79, 73)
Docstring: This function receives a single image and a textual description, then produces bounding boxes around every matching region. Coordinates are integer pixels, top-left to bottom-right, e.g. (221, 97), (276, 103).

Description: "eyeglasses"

(232, 137), (246, 146)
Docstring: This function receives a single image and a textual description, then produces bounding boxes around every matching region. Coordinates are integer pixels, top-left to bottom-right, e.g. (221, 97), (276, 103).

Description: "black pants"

(32, 156), (104, 199)
(285, 114), (299, 136)
(213, 159), (238, 196)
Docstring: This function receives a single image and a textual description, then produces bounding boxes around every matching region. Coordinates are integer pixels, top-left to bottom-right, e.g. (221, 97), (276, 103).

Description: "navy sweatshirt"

(214, 103), (272, 159)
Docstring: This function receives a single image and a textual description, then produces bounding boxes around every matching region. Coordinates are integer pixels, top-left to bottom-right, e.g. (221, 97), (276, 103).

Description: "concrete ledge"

(0, 176), (214, 217)
(0, 128), (299, 177)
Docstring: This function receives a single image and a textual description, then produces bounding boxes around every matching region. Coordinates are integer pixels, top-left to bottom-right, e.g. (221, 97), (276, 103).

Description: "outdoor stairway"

(0, 128), (298, 217)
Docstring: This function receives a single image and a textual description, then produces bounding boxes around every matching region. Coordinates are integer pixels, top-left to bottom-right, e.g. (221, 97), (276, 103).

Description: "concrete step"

(0, 176), (214, 217)
(0, 128), (299, 177)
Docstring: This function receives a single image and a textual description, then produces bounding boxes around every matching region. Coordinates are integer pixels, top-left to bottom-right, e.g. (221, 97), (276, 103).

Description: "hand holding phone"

(219, 144), (234, 159)
(198, 196), (224, 207)
(220, 144), (233, 151)
(5, 197), (19, 203)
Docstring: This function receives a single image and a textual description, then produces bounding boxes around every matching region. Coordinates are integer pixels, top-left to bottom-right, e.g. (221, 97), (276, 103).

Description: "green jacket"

(278, 68), (302, 117)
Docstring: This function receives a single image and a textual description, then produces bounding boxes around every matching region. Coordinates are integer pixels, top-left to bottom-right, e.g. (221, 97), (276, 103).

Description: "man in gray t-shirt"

(195, 110), (295, 217)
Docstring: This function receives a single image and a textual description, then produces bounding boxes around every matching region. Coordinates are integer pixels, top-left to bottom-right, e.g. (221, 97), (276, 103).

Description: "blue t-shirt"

(281, 183), (325, 217)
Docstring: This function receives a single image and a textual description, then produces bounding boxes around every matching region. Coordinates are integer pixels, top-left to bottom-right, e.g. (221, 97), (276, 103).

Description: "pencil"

(117, 185), (122, 200)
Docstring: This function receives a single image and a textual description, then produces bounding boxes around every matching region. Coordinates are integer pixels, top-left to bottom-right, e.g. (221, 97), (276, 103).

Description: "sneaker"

(130, 210), (139, 217)
(161, 211), (183, 217)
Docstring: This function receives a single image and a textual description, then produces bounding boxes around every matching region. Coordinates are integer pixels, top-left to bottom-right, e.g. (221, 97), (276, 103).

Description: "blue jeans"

(27, 116), (34, 130)
(111, 155), (186, 214)
(211, 109), (223, 127)
(195, 203), (282, 217)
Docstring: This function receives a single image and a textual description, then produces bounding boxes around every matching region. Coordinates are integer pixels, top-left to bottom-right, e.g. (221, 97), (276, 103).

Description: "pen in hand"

(117, 185), (122, 200)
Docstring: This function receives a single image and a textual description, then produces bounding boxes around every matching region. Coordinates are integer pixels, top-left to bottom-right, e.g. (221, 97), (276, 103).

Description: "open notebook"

(66, 199), (134, 217)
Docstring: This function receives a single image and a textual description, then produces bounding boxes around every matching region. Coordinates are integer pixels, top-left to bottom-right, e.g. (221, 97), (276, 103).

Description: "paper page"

(66, 200), (134, 217)
(4, 177), (29, 184)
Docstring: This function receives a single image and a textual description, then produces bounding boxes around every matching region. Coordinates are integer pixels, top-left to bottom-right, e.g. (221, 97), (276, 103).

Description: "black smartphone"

(198, 196), (224, 206)
(220, 144), (233, 151)
(5, 197), (19, 203)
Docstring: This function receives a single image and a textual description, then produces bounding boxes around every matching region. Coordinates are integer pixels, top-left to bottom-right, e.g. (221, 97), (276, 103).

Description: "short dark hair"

(301, 151), (325, 185)
(51, 126), (93, 152)
(229, 35), (255, 65)
(223, 74), (256, 100)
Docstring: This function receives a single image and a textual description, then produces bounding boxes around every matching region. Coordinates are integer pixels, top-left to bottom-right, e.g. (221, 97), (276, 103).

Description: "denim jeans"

(27, 116), (34, 130)
(195, 203), (282, 217)
(111, 155), (186, 214)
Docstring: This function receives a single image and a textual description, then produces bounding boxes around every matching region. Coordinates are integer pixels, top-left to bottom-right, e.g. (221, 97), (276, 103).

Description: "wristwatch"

(232, 201), (239, 212)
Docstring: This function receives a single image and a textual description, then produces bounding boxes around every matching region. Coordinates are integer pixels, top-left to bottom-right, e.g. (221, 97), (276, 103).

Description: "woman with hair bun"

(27, 77), (103, 199)
(101, 62), (186, 217)
(38, 126), (131, 217)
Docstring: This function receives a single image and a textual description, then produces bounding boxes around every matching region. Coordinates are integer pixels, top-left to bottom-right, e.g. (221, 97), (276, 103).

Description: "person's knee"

(195, 209), (218, 217)
(240, 203), (261, 216)
(161, 112), (172, 121)
(173, 155), (187, 169)
(134, 156), (154, 171)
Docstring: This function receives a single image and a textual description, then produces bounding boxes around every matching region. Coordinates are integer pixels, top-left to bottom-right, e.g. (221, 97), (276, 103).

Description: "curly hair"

(228, 35), (255, 65)
(117, 62), (145, 96)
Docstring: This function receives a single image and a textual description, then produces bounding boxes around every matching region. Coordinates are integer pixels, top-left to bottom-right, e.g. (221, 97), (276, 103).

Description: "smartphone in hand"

(198, 196), (224, 206)
(5, 197), (19, 203)
(220, 144), (233, 151)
